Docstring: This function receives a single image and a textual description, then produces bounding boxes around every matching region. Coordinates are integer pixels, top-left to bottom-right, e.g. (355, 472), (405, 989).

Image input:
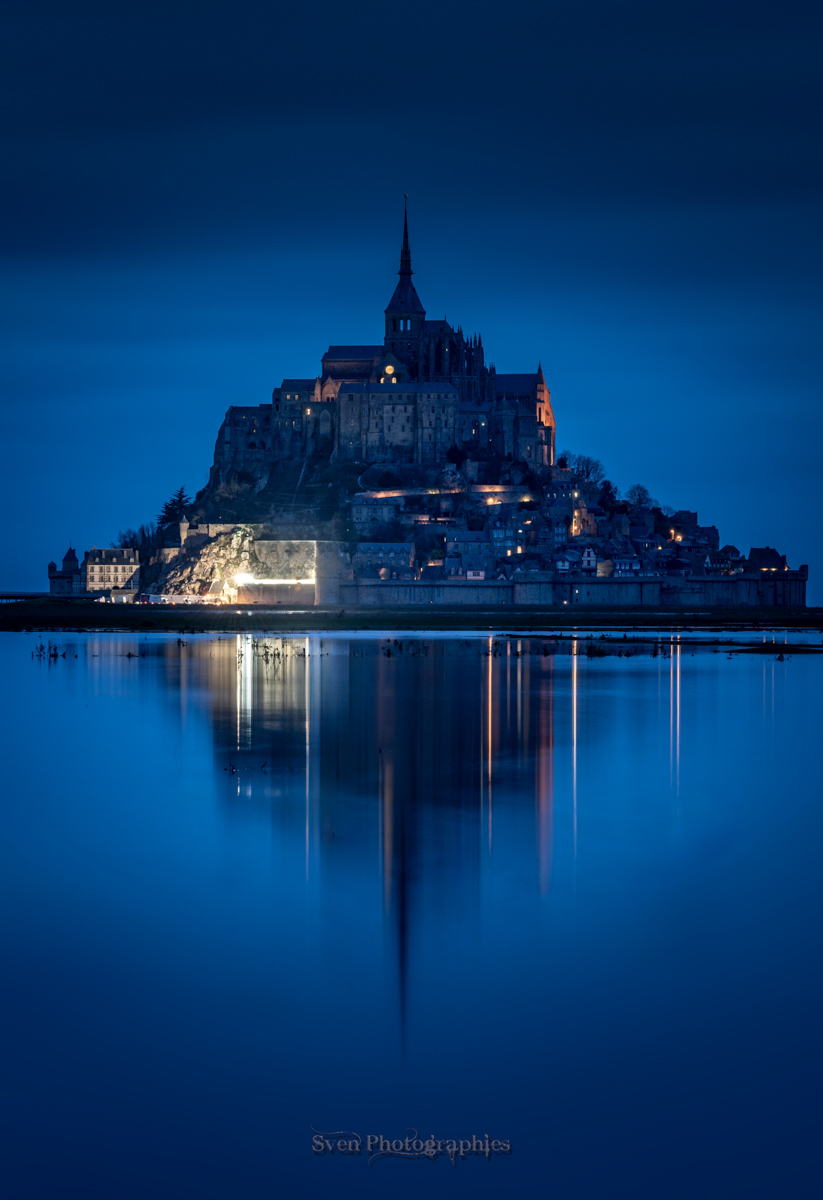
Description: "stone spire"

(399, 195), (412, 276)
(385, 197), (425, 317)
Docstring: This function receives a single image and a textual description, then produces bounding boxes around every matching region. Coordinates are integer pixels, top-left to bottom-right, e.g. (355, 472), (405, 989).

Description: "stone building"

(47, 545), (140, 599)
(336, 381), (459, 463)
(48, 546), (82, 594)
(351, 542), (415, 578)
(83, 547), (140, 598)
(211, 207), (556, 479)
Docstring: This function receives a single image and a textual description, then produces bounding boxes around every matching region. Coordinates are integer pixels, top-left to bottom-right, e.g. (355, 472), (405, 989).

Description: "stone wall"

(336, 573), (807, 608)
(252, 540), (315, 579)
(153, 528), (806, 608)
(340, 581), (512, 606)
(236, 582), (315, 607)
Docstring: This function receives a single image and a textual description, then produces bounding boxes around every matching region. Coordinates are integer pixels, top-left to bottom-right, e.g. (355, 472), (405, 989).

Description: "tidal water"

(1, 630), (821, 1198)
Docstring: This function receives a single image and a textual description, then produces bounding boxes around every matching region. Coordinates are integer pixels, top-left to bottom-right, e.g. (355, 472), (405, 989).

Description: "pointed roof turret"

(399, 195), (412, 276)
(385, 197), (425, 315)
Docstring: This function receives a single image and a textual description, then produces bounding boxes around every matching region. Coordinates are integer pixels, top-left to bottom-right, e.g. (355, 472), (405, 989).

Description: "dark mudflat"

(1, 599), (820, 635)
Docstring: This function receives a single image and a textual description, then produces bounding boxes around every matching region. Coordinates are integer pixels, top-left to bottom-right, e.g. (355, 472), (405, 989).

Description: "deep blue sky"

(2, 0), (821, 596)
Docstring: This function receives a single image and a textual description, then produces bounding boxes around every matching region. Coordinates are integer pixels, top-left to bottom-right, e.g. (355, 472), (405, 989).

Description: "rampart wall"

(334, 573), (806, 608)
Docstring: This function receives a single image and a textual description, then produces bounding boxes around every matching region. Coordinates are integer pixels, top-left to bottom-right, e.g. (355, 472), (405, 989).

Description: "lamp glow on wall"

(234, 573), (316, 586)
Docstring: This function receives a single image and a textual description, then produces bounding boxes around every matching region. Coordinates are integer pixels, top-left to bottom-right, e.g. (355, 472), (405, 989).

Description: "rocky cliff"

(154, 526), (349, 602)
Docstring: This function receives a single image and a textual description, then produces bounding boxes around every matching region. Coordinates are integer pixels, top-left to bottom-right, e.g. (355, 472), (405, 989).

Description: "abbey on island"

(42, 208), (808, 611)
(211, 206), (556, 477)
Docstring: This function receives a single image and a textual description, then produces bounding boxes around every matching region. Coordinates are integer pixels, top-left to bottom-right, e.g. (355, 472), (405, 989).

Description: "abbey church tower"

(383, 200), (426, 365)
(211, 203), (555, 474)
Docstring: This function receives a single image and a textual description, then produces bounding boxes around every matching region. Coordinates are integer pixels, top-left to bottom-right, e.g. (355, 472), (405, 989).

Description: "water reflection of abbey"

(204, 636), (562, 867)
(176, 635), (685, 1028)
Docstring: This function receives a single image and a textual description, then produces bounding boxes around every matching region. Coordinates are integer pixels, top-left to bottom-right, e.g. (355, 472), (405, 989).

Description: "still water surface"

(1, 631), (821, 1198)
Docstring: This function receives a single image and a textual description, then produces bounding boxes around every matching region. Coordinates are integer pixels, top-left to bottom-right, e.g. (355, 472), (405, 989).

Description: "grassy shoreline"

(1, 600), (821, 635)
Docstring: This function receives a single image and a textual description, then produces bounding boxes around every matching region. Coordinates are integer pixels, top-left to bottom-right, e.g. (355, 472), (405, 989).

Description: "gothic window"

(248, 441), (257, 449)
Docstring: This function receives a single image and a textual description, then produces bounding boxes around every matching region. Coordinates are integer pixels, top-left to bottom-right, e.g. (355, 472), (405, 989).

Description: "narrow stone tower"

(383, 198), (426, 369)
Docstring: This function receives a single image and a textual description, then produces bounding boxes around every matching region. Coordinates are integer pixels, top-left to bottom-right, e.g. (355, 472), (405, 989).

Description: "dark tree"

(415, 529), (446, 564)
(360, 520), (405, 543)
(316, 486), (339, 522)
(557, 450), (605, 482)
(330, 511), (357, 547)
(111, 528), (139, 549)
(377, 469), (401, 487)
(111, 523), (157, 553)
(625, 483), (657, 509)
(156, 486), (191, 528)
(597, 480), (619, 511)
(575, 455), (606, 484)
(446, 443), (467, 467)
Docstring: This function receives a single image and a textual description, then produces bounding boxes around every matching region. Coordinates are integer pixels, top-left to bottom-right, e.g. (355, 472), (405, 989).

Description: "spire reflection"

(536, 654), (555, 895)
(187, 635), (585, 1039)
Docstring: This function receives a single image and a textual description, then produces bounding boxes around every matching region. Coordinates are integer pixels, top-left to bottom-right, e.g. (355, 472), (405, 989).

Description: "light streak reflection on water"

(6, 629), (822, 1197)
